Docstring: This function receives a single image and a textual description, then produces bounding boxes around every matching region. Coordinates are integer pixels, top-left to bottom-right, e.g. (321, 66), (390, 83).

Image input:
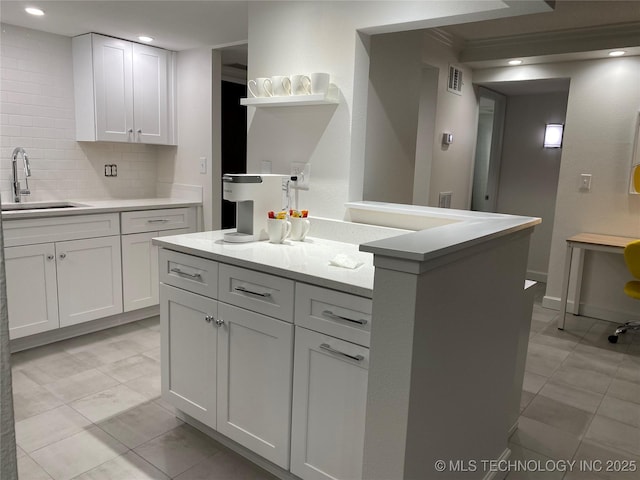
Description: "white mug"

(290, 217), (310, 241)
(248, 77), (272, 98)
(267, 218), (291, 244)
(291, 74), (311, 95)
(271, 75), (291, 96)
(310, 72), (330, 95)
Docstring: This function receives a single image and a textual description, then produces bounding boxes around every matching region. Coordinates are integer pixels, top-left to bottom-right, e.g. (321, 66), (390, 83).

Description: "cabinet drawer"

(3, 213), (120, 247)
(295, 283), (372, 347)
(121, 208), (194, 234)
(159, 249), (218, 299)
(218, 264), (294, 322)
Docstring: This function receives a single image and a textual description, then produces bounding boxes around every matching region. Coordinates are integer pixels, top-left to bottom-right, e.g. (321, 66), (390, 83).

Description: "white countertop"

(1, 198), (201, 220)
(153, 230), (375, 298)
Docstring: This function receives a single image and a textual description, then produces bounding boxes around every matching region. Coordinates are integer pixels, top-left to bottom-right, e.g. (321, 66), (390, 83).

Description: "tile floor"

(10, 284), (640, 479)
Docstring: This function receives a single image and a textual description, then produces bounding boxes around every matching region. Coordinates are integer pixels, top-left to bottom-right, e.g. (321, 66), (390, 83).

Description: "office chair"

(608, 239), (640, 343)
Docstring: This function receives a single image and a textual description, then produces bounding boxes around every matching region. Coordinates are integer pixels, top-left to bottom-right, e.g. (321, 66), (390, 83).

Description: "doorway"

(219, 45), (248, 229)
(471, 87), (506, 212)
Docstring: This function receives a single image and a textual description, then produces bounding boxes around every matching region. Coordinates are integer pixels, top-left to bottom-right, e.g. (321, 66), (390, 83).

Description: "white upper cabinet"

(73, 33), (175, 145)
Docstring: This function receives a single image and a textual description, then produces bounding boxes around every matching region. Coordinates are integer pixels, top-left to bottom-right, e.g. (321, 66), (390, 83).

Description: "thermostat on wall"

(442, 133), (453, 145)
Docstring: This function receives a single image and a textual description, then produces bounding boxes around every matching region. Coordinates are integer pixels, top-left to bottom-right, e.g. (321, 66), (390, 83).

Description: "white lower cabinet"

(6, 235), (123, 337)
(56, 235), (123, 327)
(160, 284), (217, 426)
(290, 326), (369, 480)
(5, 243), (59, 339)
(122, 231), (159, 312)
(217, 302), (293, 469)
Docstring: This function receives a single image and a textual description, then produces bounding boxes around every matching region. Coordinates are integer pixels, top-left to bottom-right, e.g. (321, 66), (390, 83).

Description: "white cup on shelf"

(310, 72), (330, 96)
(290, 217), (310, 241)
(267, 218), (291, 244)
(248, 77), (272, 98)
(271, 75), (291, 96)
(291, 74), (311, 95)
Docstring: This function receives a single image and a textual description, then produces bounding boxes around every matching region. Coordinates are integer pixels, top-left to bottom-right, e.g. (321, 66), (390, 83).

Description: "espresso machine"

(222, 174), (288, 242)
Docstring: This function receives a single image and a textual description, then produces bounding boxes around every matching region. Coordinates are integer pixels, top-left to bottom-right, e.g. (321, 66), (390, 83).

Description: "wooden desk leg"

(558, 243), (573, 330)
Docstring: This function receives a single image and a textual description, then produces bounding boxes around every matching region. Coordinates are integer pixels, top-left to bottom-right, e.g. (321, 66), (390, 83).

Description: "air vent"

(438, 191), (452, 208)
(447, 65), (463, 95)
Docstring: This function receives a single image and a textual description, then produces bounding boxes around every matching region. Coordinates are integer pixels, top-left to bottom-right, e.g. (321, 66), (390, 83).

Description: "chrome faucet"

(12, 147), (31, 202)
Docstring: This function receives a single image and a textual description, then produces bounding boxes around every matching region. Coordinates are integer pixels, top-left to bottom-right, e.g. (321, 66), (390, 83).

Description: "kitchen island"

(154, 203), (540, 480)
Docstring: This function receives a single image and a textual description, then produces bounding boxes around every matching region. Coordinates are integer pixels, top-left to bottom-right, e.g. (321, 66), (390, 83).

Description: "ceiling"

(0, 1), (248, 51)
(0, 1), (639, 75)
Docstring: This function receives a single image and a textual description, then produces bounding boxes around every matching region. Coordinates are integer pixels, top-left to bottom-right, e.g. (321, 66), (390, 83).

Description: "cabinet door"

(122, 231), (159, 312)
(4, 244), (59, 339)
(217, 302), (293, 469)
(92, 34), (134, 142)
(291, 327), (369, 480)
(122, 228), (194, 312)
(133, 43), (168, 144)
(160, 284), (217, 427)
(56, 235), (123, 327)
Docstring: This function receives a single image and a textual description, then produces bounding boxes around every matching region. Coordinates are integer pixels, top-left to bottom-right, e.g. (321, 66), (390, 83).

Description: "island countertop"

(153, 230), (376, 298)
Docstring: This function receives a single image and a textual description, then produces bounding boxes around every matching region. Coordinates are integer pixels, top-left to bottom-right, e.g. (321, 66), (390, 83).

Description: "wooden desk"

(558, 233), (637, 329)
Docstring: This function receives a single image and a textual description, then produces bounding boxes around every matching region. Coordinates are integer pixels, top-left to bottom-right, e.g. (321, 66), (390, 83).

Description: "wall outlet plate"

(291, 162), (311, 190)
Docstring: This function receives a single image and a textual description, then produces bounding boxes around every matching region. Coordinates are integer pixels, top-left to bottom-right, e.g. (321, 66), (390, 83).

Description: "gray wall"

(496, 92), (568, 281)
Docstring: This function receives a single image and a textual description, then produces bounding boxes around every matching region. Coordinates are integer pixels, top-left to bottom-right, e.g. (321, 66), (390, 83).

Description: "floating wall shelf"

(240, 93), (338, 107)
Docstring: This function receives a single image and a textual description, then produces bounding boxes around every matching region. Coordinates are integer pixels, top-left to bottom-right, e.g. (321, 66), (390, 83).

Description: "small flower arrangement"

(289, 209), (308, 218)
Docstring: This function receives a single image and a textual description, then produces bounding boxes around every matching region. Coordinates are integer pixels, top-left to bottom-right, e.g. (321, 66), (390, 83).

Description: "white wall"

(246, 1), (552, 220)
(363, 31), (423, 205)
(496, 92), (568, 281)
(0, 24), (160, 202)
(157, 47), (216, 230)
(421, 34), (477, 210)
(475, 57), (640, 321)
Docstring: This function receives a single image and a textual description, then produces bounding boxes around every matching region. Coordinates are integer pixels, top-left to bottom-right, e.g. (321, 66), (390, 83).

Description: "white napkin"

(329, 253), (363, 269)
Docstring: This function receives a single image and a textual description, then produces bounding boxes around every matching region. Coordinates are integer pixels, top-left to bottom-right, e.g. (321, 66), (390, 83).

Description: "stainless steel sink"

(1, 201), (87, 212)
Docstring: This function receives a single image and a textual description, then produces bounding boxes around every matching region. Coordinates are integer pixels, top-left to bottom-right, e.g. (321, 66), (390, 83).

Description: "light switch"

(580, 173), (592, 191)
(199, 156), (207, 174)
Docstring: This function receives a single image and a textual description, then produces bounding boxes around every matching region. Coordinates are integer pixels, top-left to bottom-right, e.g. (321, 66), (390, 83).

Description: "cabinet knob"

(137, 129), (142, 134)
(205, 315), (212, 323)
(128, 128), (133, 134)
(59, 253), (66, 259)
(215, 318), (224, 327)
(47, 255), (54, 261)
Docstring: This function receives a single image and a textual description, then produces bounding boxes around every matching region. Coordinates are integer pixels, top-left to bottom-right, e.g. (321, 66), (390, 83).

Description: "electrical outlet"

(104, 164), (111, 176)
(111, 164), (117, 176)
(580, 173), (592, 191)
(199, 156), (207, 174)
(291, 162), (311, 190)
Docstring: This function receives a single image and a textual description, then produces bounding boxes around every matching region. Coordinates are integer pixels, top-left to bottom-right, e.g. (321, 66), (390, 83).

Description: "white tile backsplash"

(0, 23), (162, 202)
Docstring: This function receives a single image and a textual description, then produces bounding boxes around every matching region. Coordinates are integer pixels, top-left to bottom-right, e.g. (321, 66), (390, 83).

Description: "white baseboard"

(526, 270), (547, 283)
(542, 295), (640, 324)
(482, 447), (511, 480)
(10, 306), (159, 352)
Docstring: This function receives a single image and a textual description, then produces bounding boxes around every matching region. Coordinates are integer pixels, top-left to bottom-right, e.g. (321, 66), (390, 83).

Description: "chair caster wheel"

(608, 335), (619, 344)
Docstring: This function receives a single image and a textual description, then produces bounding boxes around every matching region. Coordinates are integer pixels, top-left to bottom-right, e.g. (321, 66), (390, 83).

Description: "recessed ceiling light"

(25, 7), (45, 16)
(609, 50), (626, 57)
(508, 59), (523, 66)
(138, 36), (154, 43)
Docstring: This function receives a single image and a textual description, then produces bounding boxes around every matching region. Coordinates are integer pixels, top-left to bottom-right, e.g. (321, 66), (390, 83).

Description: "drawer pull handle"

(322, 310), (368, 326)
(320, 343), (364, 362)
(170, 267), (202, 279)
(147, 219), (169, 223)
(234, 286), (271, 298)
